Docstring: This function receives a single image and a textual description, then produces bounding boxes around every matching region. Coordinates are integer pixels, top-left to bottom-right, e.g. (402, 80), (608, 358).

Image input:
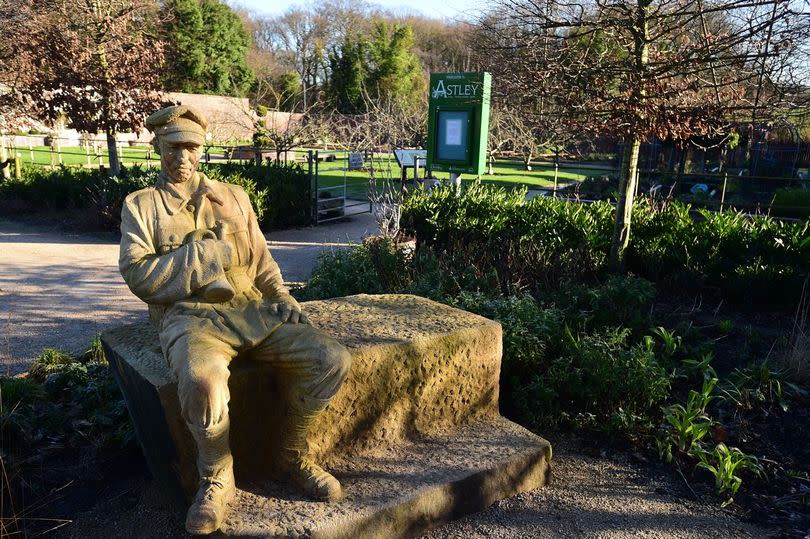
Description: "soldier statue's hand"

(268, 302), (310, 324)
(185, 229), (234, 271)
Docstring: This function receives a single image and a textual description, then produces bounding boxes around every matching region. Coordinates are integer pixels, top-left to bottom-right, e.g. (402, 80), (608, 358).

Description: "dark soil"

(651, 291), (810, 538)
(2, 445), (146, 537)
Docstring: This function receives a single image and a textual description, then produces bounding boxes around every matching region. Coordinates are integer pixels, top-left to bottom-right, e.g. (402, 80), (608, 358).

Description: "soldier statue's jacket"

(119, 172), (297, 325)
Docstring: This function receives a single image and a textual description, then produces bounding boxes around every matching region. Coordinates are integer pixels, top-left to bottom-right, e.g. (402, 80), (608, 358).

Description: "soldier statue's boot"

(279, 396), (342, 502)
(185, 419), (235, 535)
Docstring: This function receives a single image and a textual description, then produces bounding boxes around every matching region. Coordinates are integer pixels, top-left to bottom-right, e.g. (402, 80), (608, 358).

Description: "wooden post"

(14, 153), (21, 179)
(50, 145), (55, 169)
(29, 142), (34, 164)
(720, 172), (728, 212)
(57, 139), (63, 166)
(369, 149), (374, 213)
(0, 137), (9, 179)
(308, 150), (315, 223)
(314, 151), (320, 225)
(553, 162), (559, 197)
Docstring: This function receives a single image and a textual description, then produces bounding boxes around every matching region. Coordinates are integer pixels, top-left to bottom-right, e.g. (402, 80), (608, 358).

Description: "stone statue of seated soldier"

(118, 105), (351, 535)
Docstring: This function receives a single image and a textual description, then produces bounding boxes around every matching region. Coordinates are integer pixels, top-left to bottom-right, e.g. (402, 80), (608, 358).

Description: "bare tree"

(254, 8), (330, 111)
(253, 108), (325, 163)
(486, 106), (513, 174)
(325, 87), (427, 152)
(476, 0), (810, 270)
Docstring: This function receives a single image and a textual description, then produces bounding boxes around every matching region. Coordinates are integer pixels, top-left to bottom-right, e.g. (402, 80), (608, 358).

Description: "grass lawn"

(15, 146), (617, 197)
(17, 145), (156, 167)
(314, 152), (617, 196)
(477, 160), (616, 188)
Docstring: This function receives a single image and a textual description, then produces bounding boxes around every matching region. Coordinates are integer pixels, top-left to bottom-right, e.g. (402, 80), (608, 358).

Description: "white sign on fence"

(348, 152), (364, 170)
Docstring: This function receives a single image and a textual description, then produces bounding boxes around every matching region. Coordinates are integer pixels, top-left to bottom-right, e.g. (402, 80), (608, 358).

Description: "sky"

(229, 0), (478, 21)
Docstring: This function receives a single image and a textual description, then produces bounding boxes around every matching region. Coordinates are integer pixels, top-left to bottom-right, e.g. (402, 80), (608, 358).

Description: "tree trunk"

(106, 128), (120, 176)
(608, 138), (641, 271)
(608, 0), (649, 272)
(95, 36), (120, 176)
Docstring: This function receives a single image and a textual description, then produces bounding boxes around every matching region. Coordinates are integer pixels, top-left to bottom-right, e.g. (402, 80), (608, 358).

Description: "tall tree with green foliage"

(327, 37), (368, 113)
(163, 0), (255, 96)
(327, 21), (425, 114)
(367, 22), (425, 109)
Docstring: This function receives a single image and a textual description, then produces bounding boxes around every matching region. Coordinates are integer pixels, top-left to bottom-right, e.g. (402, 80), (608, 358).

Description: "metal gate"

(310, 150), (372, 224)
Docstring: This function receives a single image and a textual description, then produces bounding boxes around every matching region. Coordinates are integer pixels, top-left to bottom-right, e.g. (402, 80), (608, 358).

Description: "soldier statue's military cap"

(145, 105), (208, 146)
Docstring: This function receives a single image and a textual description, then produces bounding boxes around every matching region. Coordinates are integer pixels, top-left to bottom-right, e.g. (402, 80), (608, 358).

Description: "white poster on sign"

(445, 119), (463, 146)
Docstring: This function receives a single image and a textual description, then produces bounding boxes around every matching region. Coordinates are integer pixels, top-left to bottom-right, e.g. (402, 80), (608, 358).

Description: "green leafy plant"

(516, 326), (671, 430)
(402, 184), (808, 309)
(29, 348), (74, 382)
(720, 361), (801, 414)
(657, 374), (717, 462)
(651, 326), (682, 363)
(83, 333), (107, 364)
(1, 162), (310, 231)
(679, 353), (715, 381)
(696, 443), (761, 505)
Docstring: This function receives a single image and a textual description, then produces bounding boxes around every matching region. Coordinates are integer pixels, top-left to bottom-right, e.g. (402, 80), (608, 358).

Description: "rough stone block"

(102, 294), (505, 497)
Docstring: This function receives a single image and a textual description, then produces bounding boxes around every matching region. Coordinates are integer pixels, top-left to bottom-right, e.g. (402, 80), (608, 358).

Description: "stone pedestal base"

(101, 294), (551, 537)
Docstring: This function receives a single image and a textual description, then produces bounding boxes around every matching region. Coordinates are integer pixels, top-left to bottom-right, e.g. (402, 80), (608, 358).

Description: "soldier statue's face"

(159, 139), (202, 183)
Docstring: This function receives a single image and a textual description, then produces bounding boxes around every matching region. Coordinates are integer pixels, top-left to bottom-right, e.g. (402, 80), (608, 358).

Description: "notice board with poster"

(426, 72), (491, 176)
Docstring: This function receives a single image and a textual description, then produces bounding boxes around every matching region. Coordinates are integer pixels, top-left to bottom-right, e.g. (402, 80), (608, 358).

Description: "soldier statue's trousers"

(158, 295), (352, 433)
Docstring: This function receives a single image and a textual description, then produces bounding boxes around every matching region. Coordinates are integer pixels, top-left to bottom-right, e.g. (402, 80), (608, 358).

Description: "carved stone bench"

(102, 294), (551, 539)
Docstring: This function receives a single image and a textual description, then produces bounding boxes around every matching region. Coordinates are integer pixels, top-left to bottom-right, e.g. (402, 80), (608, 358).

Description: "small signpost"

(426, 72), (492, 186)
(393, 148), (428, 190)
(348, 152), (364, 171)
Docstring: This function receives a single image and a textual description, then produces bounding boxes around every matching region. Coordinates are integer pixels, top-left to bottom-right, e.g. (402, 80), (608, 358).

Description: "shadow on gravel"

(0, 264), (144, 372)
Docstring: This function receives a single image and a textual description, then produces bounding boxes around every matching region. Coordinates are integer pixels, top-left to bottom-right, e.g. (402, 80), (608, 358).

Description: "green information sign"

(427, 72), (491, 176)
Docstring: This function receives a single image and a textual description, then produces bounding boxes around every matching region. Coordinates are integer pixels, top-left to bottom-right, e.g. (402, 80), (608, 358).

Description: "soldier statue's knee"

(179, 368), (231, 429)
(322, 342), (351, 383)
(303, 342), (352, 402)
(335, 346), (352, 382)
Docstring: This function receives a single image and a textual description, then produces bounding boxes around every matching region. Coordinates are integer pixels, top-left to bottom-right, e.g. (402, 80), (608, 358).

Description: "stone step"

(222, 416), (551, 539)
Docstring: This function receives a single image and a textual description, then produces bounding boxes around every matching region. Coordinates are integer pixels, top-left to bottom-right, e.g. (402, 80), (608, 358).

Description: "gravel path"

(0, 215), (377, 372)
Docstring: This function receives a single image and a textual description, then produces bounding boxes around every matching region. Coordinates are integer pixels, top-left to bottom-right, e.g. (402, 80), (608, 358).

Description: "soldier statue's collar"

(155, 172), (202, 215)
